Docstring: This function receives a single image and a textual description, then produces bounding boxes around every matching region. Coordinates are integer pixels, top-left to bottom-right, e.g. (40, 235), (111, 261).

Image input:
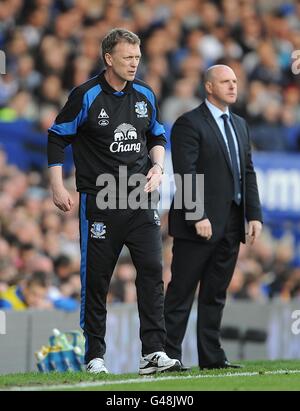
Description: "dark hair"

(54, 254), (71, 270)
(20, 243), (35, 252)
(26, 271), (49, 288)
(101, 28), (140, 65)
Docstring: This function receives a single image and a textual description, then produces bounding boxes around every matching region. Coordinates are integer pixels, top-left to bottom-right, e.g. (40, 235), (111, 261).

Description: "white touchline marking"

(3, 369), (300, 391)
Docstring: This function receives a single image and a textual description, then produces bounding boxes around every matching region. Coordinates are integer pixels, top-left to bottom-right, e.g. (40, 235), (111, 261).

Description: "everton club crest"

(135, 101), (148, 118)
(91, 222), (106, 239)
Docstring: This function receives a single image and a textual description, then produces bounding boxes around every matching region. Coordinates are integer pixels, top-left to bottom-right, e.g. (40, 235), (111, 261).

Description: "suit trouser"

(79, 193), (166, 363)
(164, 202), (242, 367)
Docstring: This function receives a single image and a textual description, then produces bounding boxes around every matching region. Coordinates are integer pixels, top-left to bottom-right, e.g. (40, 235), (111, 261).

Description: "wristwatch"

(153, 162), (164, 174)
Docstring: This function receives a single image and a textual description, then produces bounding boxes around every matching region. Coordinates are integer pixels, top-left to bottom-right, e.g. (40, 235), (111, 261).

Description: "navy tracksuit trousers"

(79, 193), (166, 363)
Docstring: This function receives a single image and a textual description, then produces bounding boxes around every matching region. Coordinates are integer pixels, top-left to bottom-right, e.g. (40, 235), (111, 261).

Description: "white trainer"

(86, 358), (108, 374)
(139, 351), (181, 375)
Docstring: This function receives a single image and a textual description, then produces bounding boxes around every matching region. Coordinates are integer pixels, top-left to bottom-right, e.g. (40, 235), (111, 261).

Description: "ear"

(205, 81), (212, 95)
(105, 53), (112, 67)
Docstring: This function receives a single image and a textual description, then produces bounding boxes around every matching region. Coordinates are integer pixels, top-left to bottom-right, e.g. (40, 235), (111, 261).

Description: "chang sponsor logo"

(110, 123), (141, 153)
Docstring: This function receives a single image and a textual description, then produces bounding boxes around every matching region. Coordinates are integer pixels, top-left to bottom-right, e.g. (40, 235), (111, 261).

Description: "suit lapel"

(201, 103), (233, 174)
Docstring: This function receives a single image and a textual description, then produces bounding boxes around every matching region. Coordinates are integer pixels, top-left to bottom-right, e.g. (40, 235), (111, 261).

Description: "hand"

(195, 219), (212, 240)
(52, 185), (74, 212)
(144, 165), (163, 193)
(247, 220), (262, 245)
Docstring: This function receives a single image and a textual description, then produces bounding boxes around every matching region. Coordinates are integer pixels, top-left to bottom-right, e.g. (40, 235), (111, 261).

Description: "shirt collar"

(98, 70), (133, 95)
(205, 98), (230, 121)
(16, 286), (26, 304)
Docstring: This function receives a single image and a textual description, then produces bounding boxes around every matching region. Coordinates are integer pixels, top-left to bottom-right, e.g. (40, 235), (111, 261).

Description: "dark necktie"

(221, 114), (241, 206)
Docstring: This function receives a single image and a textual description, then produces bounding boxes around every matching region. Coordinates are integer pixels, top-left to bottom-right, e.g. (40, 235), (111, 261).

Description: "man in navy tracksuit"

(47, 28), (180, 375)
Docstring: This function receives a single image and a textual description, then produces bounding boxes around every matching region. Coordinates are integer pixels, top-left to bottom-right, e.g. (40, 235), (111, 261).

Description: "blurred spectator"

(250, 100), (290, 151)
(0, 90), (38, 121)
(0, 73), (18, 106)
(17, 54), (41, 91)
(0, 271), (52, 310)
(38, 75), (66, 108)
(162, 77), (201, 125)
(250, 40), (287, 86)
(53, 254), (74, 287)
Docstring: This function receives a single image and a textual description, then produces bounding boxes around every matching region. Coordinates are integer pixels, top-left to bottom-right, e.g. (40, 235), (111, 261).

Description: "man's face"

(23, 284), (48, 308)
(206, 67), (238, 107)
(105, 41), (141, 82)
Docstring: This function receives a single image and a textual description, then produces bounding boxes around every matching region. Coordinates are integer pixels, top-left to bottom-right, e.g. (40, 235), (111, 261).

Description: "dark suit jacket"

(169, 102), (262, 243)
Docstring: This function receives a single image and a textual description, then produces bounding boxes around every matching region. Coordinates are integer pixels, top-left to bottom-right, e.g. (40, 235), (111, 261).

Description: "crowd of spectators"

(0, 0), (300, 309)
(1, 0), (300, 148)
(0, 146), (299, 310)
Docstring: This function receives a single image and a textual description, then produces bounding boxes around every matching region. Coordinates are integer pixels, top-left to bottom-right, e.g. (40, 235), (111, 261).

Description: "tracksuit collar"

(98, 70), (133, 95)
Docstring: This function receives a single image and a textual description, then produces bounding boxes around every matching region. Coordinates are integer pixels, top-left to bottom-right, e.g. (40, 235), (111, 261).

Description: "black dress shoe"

(200, 360), (243, 370)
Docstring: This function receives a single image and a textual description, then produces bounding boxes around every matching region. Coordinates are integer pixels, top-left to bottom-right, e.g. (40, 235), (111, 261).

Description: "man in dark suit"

(165, 65), (263, 369)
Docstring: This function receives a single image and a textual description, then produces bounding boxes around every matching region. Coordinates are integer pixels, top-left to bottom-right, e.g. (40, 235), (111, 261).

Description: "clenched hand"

(52, 186), (74, 212)
(195, 219), (212, 240)
(247, 220), (262, 245)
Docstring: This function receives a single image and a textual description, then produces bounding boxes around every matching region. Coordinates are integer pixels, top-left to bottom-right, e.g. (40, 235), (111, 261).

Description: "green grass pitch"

(0, 360), (300, 391)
